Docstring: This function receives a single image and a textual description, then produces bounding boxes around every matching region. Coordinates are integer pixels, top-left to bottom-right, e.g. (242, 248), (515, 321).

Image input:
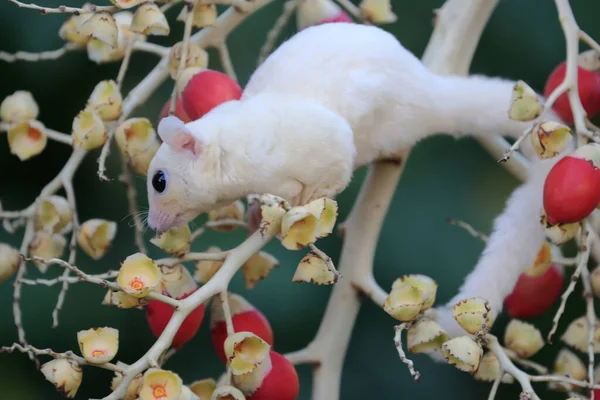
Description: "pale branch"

(581, 263), (597, 398)
(98, 229), (275, 400)
(447, 217), (489, 242)
(353, 273), (387, 307)
(554, 0), (596, 139)
(119, 154), (147, 254)
(132, 41), (170, 58)
(487, 365), (504, 400)
(51, 177), (79, 328)
(12, 149), (87, 366)
(0, 43), (80, 63)
(302, 2), (501, 397)
(393, 323), (420, 382)
(23, 256), (181, 308)
(18, 270), (118, 286)
(283, 347), (320, 366)
(486, 335), (538, 400)
(6, 0), (115, 14)
(219, 291), (235, 336)
(308, 242), (340, 281)
(498, 126), (533, 163)
(169, 0), (197, 114)
(116, 41), (135, 90)
(97, 121), (119, 181)
(159, 0), (182, 13)
(156, 249), (228, 267)
(580, 31), (600, 56)
(257, 0), (297, 66)
(547, 224), (592, 343)
(504, 348), (548, 375)
(217, 42), (238, 82)
(0, 344), (124, 373)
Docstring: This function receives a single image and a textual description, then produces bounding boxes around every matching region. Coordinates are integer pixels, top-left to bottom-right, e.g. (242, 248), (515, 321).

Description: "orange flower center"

(130, 278), (144, 290)
(151, 384), (167, 399)
(91, 349), (105, 357)
(28, 127), (42, 141)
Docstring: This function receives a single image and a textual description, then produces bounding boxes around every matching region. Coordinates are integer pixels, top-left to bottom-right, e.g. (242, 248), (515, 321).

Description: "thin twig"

(217, 43), (237, 82)
(1, 343), (124, 373)
(0, 43), (81, 63)
(257, 0), (297, 66)
(393, 324), (420, 382)
(447, 217), (489, 242)
(581, 264), (597, 398)
(548, 224), (592, 343)
(170, 0), (197, 113)
(6, 0), (115, 14)
(488, 366), (504, 400)
(19, 270), (118, 286)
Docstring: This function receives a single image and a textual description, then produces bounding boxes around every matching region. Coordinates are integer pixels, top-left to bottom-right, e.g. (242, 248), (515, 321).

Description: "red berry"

(543, 61), (600, 125)
(246, 351), (299, 400)
(146, 289), (205, 349)
(181, 70), (243, 121)
(210, 293), (274, 364)
(158, 95), (192, 123)
(543, 153), (600, 225)
(504, 264), (564, 319)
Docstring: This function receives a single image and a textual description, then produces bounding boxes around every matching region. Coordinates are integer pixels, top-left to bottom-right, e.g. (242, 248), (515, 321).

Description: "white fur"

(148, 22), (568, 334)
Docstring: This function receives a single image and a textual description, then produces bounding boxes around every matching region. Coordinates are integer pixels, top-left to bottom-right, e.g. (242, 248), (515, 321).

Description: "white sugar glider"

(147, 22), (569, 335)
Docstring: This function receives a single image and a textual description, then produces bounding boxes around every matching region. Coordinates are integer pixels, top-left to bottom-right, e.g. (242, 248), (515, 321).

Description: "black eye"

(152, 170), (167, 193)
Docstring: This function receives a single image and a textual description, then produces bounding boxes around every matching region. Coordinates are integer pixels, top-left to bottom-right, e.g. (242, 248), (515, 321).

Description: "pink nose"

(147, 210), (176, 233)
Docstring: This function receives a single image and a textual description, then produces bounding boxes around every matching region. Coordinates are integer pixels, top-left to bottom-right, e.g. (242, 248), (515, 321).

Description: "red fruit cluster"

(158, 69), (243, 124)
(504, 264), (564, 319)
(146, 289), (205, 349)
(543, 144), (600, 226)
(544, 61), (600, 125)
(210, 293), (299, 400)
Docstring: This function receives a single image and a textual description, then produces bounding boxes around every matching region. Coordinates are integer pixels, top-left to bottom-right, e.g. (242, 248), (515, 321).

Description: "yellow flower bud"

(530, 121), (573, 160)
(256, 194), (288, 236)
(560, 316), (600, 353)
(406, 317), (449, 354)
(541, 210), (579, 245)
(131, 2), (170, 36)
(224, 332), (271, 375)
(86, 12), (144, 64)
(189, 378), (216, 399)
(110, 361), (142, 399)
(451, 297), (493, 334)
(168, 42), (209, 80)
(7, 120), (47, 161)
(508, 80), (543, 122)
(504, 319), (544, 358)
(207, 200), (245, 232)
(59, 13), (93, 45)
(305, 197), (338, 238)
(0, 243), (20, 284)
(138, 368), (183, 400)
(549, 349), (586, 391)
(194, 247), (224, 284)
(392, 274), (437, 310)
(474, 352), (514, 383)
(117, 253), (161, 298)
(77, 326), (119, 364)
(40, 358), (82, 398)
(242, 250), (279, 288)
(103, 289), (148, 309)
(36, 195), (72, 234)
(441, 335), (483, 374)
(383, 284), (424, 322)
(71, 109), (107, 151)
(87, 80), (123, 121)
(29, 231), (67, 273)
(211, 385), (246, 400)
(177, 4), (217, 28)
(359, 0), (397, 24)
(280, 206), (321, 250)
(77, 219), (117, 260)
(150, 224), (191, 257)
(157, 263), (197, 299)
(291, 251), (336, 285)
(1, 90), (39, 123)
(76, 11), (118, 48)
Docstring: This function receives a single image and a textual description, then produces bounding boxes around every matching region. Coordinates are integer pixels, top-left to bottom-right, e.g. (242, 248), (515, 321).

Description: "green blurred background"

(1, 0), (600, 398)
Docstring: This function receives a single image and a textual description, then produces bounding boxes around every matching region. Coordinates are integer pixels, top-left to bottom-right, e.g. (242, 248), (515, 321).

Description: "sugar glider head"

(146, 116), (219, 233)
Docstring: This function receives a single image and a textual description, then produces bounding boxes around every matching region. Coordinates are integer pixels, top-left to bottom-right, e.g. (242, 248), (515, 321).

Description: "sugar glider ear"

(157, 116), (203, 156)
